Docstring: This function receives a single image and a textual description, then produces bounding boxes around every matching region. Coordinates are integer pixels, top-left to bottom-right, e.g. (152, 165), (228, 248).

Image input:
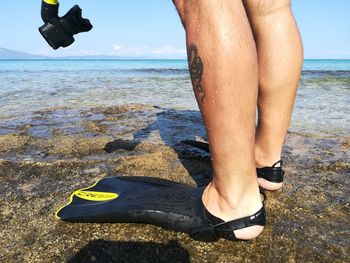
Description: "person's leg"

(243, 0), (303, 190)
(173, 0), (263, 239)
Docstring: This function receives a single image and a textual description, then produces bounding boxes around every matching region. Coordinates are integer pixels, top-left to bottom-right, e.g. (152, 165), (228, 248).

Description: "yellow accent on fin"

(54, 178), (118, 220)
(43, 0), (59, 5)
(75, 190), (118, 201)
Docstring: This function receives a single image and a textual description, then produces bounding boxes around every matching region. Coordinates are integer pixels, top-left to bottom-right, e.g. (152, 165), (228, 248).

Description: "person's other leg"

(243, 0), (303, 190)
(173, 0), (263, 239)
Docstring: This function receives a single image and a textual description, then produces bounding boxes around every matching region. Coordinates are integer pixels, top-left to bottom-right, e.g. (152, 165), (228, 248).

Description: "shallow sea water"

(0, 59), (349, 136)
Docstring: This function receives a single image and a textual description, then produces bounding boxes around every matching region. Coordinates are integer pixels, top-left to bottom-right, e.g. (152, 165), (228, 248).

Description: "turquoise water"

(302, 59), (350, 71)
(0, 59), (349, 136)
(1, 58), (349, 71)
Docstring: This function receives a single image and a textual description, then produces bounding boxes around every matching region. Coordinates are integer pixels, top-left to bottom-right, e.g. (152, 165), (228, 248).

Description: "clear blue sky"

(0, 0), (349, 58)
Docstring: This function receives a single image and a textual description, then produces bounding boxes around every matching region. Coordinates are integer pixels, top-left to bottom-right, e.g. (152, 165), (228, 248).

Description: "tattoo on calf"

(188, 45), (205, 103)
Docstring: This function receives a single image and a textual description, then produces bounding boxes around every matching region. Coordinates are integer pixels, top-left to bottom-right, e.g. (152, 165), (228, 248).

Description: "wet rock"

(312, 161), (350, 172)
(0, 134), (30, 155)
(44, 136), (113, 157)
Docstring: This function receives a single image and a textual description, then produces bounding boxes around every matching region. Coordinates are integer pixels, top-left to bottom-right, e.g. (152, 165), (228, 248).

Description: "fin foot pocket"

(190, 191), (266, 241)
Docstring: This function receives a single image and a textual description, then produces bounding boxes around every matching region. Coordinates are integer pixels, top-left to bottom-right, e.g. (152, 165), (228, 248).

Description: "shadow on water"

(104, 108), (212, 186)
(68, 239), (190, 263)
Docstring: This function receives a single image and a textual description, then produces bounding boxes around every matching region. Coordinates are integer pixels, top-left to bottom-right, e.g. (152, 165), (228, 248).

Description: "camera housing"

(39, 1), (93, 50)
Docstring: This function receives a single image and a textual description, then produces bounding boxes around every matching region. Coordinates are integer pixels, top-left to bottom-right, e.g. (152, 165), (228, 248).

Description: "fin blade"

(182, 140), (210, 153)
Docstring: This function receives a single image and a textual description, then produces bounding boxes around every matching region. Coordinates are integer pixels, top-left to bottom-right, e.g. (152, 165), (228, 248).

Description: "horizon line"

(1, 58), (350, 60)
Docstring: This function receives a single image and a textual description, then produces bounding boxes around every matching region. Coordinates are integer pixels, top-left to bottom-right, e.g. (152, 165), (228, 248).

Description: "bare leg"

(243, 0), (303, 190)
(173, 0), (263, 239)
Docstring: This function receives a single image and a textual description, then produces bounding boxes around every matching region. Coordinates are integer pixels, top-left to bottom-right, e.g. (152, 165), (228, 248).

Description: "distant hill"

(0, 47), (47, 59)
(0, 47), (148, 60)
(59, 55), (150, 60)
(0, 47), (183, 60)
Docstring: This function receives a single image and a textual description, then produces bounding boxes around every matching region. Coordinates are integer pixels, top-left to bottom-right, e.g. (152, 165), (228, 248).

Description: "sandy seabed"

(0, 104), (349, 262)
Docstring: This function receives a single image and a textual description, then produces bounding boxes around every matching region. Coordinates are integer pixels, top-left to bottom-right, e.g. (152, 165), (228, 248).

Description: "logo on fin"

(75, 190), (118, 201)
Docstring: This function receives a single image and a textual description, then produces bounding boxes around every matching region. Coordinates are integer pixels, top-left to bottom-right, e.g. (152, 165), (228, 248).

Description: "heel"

(258, 177), (283, 191)
(257, 160), (284, 191)
(234, 225), (264, 240)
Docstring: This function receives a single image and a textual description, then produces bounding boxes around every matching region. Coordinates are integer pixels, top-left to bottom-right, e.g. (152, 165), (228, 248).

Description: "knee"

(243, 0), (291, 16)
(176, 0), (250, 32)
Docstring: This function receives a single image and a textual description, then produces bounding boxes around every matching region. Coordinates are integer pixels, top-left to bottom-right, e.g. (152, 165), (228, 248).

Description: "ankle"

(255, 145), (282, 168)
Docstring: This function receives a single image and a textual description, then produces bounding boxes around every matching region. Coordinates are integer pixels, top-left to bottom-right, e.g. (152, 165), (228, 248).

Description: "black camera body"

(39, 1), (93, 50)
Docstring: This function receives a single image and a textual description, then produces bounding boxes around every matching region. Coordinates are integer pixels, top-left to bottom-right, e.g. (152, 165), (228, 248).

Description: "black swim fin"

(55, 176), (266, 242)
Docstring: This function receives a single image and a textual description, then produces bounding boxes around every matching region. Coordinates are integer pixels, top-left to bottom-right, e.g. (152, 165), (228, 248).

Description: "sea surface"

(0, 59), (349, 136)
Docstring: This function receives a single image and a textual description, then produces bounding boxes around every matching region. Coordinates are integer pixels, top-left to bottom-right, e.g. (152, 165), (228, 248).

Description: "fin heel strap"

(209, 206), (266, 241)
(256, 160), (284, 183)
(190, 192), (267, 241)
